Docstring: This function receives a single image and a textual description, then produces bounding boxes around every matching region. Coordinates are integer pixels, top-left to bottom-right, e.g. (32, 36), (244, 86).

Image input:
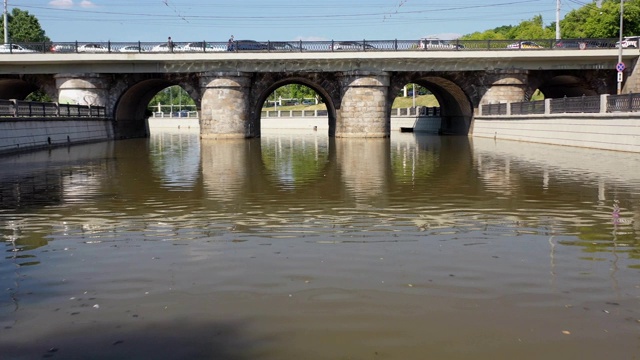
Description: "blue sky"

(16, 0), (586, 43)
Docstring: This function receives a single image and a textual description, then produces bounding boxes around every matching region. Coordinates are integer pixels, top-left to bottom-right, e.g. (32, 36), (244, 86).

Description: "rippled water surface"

(1, 130), (639, 359)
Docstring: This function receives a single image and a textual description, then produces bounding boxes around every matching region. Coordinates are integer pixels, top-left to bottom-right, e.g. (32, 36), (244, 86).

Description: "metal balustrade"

(0, 38), (622, 54)
(481, 93), (640, 116)
(0, 99), (107, 118)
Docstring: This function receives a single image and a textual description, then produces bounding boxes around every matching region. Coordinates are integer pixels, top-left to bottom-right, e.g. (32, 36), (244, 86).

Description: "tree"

(149, 86), (195, 108)
(561, 0), (640, 38)
(0, 8), (50, 43)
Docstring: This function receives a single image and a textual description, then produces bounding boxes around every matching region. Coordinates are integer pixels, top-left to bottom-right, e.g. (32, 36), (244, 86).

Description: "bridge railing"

(2, 37), (621, 54)
(607, 93), (640, 112)
(550, 95), (601, 113)
(480, 93), (640, 116)
(0, 99), (107, 118)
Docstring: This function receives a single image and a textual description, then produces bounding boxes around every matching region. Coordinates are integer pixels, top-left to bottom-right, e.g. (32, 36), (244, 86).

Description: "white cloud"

(49, 0), (74, 7)
(80, 1), (97, 8)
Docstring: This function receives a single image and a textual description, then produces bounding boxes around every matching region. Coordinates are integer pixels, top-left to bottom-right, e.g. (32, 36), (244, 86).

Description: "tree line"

(462, 0), (640, 40)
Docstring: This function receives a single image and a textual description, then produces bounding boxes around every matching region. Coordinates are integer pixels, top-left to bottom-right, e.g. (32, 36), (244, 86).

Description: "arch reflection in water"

(201, 138), (251, 201)
(336, 138), (390, 202)
(150, 132), (200, 189)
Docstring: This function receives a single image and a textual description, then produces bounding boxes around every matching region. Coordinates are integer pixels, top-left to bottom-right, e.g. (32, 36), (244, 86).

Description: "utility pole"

(555, 0), (561, 40)
(3, 0), (8, 44)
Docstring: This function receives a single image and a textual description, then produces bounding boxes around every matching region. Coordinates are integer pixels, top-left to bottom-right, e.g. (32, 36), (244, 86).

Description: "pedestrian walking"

(227, 35), (234, 51)
(167, 36), (174, 52)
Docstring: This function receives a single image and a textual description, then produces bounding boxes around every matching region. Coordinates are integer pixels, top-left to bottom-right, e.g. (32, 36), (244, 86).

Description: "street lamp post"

(3, 0), (8, 44)
(617, 0), (624, 95)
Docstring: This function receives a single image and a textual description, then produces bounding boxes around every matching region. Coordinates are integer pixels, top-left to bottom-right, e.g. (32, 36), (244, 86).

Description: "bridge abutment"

(337, 72), (390, 138)
(199, 72), (256, 139)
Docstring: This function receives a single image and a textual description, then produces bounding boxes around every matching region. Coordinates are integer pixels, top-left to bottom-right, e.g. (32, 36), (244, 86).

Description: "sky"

(13, 0), (590, 43)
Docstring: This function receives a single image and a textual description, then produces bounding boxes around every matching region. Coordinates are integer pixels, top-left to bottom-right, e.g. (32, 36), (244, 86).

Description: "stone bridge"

(0, 49), (638, 138)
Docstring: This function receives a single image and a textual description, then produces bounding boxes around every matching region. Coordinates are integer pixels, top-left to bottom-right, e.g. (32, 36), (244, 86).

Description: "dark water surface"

(1, 130), (639, 359)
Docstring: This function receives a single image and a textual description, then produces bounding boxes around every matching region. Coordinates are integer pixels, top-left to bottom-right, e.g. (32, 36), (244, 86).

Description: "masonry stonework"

(199, 72), (256, 139)
(478, 70), (529, 109)
(55, 74), (110, 107)
(337, 72), (390, 138)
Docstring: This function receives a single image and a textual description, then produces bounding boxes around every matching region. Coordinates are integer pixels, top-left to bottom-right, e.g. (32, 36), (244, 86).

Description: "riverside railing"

(2, 38), (622, 54)
(0, 99), (107, 118)
(260, 106), (440, 118)
(480, 93), (640, 116)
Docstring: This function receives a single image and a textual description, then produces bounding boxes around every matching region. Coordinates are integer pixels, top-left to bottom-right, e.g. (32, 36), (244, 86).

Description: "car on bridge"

(616, 36), (640, 48)
(506, 41), (543, 49)
(231, 40), (269, 51)
(151, 43), (175, 52)
(554, 39), (611, 49)
(268, 42), (303, 51)
(180, 42), (226, 52)
(330, 41), (376, 51)
(0, 44), (37, 53)
(418, 38), (463, 50)
(77, 43), (109, 53)
(118, 45), (146, 53)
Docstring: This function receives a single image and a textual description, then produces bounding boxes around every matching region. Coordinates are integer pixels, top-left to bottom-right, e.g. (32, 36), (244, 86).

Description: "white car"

(151, 43), (180, 52)
(616, 36), (640, 48)
(77, 43), (109, 53)
(506, 41), (543, 49)
(0, 44), (37, 53)
(118, 45), (145, 53)
(330, 41), (376, 51)
(180, 42), (226, 52)
(418, 38), (463, 50)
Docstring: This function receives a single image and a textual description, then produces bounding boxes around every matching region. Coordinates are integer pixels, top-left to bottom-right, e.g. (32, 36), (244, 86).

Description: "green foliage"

(461, 30), (509, 41)
(461, 0), (640, 40)
(280, 84), (316, 100)
(25, 90), (52, 102)
(562, 0), (640, 38)
(1, 8), (50, 43)
(149, 86), (195, 107)
(461, 14), (554, 40)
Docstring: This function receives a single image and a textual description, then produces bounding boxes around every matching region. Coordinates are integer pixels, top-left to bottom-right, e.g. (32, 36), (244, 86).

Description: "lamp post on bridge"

(617, 0), (625, 95)
(3, 0), (8, 44)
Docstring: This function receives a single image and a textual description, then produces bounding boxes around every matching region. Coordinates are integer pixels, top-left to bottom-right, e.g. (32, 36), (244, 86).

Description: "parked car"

(330, 41), (376, 51)
(229, 40), (269, 51)
(507, 41), (543, 49)
(151, 43), (176, 52)
(77, 43), (109, 53)
(0, 44), (37, 53)
(118, 45), (145, 53)
(616, 36), (640, 48)
(418, 38), (463, 50)
(180, 42), (226, 52)
(50, 43), (76, 53)
(268, 41), (302, 51)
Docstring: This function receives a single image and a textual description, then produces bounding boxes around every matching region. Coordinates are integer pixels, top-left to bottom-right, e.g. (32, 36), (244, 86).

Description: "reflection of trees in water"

(149, 132), (200, 189)
(261, 134), (330, 189)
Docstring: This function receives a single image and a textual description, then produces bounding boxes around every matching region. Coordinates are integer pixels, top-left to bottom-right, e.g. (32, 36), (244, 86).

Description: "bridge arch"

(112, 74), (201, 139)
(391, 73), (473, 135)
(0, 75), (56, 100)
(531, 70), (613, 98)
(251, 73), (340, 137)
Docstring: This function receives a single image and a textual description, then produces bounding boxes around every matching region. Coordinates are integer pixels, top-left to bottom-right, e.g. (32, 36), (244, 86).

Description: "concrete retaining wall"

(472, 113), (640, 153)
(0, 118), (114, 155)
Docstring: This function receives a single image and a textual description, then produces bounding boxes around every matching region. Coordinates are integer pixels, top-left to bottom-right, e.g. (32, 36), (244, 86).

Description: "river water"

(1, 129), (639, 359)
